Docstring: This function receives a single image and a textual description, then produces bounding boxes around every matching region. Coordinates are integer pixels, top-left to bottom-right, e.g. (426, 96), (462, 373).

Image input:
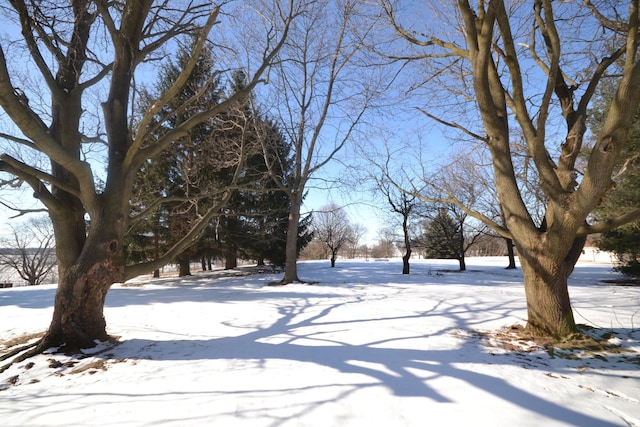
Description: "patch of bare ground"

(601, 277), (640, 286)
(0, 332), (44, 351)
(476, 324), (639, 362)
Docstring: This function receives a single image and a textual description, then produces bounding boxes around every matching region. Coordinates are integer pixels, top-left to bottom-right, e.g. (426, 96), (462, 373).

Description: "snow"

(1, 257), (639, 426)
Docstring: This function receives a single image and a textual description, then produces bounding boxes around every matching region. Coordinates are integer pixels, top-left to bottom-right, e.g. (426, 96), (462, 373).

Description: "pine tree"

(127, 39), (228, 275)
(422, 209), (462, 263)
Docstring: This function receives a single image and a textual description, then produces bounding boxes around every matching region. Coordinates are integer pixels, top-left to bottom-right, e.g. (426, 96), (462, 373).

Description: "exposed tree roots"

(0, 338), (45, 374)
(1, 333), (121, 375)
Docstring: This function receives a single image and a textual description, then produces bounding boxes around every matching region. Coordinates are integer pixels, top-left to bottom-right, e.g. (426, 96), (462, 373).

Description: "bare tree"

(259, 0), (382, 283)
(370, 227), (396, 259)
(0, 1), (300, 358)
(344, 223), (367, 259)
(0, 217), (56, 286)
(382, 1), (640, 337)
(313, 203), (353, 268)
(377, 177), (417, 274)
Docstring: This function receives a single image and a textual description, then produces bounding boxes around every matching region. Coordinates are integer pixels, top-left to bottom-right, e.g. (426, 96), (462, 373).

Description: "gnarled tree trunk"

(43, 212), (126, 351)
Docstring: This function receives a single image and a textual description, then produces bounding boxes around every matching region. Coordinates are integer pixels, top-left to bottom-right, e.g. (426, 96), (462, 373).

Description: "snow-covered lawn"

(1, 257), (638, 426)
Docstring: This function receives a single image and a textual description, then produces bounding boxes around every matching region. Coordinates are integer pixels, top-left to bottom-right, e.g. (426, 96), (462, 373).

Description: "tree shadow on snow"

(2, 261), (635, 426)
(93, 289), (634, 427)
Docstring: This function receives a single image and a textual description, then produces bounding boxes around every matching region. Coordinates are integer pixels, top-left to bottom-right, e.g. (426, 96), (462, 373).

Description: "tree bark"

(281, 192), (302, 283)
(505, 238), (516, 269)
(402, 212), (411, 274)
(458, 256), (466, 272)
(42, 221), (125, 351)
(224, 241), (237, 270)
(178, 254), (192, 276)
(519, 256), (576, 337)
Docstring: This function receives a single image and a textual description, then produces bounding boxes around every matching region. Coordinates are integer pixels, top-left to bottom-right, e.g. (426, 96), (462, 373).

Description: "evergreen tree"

(421, 209), (462, 264)
(127, 39), (229, 276)
(129, 46), (312, 274)
(589, 77), (640, 275)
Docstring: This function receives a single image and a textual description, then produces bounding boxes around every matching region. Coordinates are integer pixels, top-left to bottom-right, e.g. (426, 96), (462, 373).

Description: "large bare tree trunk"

(519, 254), (578, 336)
(515, 229), (586, 336)
(281, 193), (302, 283)
(520, 260), (576, 337)
(43, 213), (125, 351)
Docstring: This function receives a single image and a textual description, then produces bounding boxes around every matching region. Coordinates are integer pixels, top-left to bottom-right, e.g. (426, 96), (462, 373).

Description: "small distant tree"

(377, 178), (417, 274)
(421, 208), (461, 263)
(344, 223), (367, 259)
(0, 217), (56, 286)
(370, 227), (396, 258)
(300, 239), (330, 260)
(420, 204), (485, 271)
(313, 203), (353, 267)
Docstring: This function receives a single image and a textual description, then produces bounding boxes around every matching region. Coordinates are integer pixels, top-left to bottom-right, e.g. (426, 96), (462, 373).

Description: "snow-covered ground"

(1, 257), (638, 426)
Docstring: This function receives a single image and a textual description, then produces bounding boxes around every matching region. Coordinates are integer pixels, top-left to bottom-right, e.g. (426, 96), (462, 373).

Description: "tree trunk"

(178, 255), (191, 276)
(517, 235), (585, 337)
(402, 215), (411, 274)
(43, 234), (124, 352)
(153, 269), (160, 278)
(402, 249), (411, 274)
(224, 241), (237, 270)
(458, 256), (466, 271)
(505, 238), (516, 269)
(520, 258), (576, 337)
(458, 226), (466, 271)
(330, 252), (337, 268)
(281, 193), (302, 283)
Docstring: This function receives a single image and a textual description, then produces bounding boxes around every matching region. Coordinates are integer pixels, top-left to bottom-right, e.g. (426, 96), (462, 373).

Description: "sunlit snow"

(1, 257), (639, 426)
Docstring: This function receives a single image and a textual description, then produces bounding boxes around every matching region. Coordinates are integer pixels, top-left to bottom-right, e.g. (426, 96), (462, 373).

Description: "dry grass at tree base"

(0, 332), (43, 355)
(477, 324), (640, 363)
